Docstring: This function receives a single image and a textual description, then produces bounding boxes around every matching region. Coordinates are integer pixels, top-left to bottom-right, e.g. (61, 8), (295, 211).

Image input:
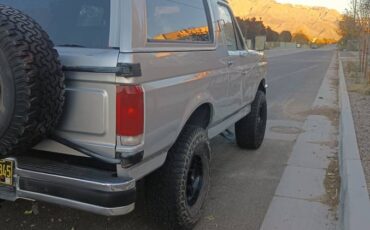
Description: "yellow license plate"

(0, 160), (14, 186)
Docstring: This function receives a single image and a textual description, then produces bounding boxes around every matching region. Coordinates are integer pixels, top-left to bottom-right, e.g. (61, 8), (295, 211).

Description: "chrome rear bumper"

(0, 156), (136, 216)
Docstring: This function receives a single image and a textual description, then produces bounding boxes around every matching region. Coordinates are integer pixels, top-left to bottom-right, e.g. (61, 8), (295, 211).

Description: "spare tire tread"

(0, 5), (64, 156)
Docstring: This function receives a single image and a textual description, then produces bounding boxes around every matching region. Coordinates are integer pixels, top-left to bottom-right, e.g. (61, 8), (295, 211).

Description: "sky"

(276, 0), (348, 13)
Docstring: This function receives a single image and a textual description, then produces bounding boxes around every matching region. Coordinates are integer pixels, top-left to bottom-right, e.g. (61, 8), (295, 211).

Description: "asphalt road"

(0, 48), (335, 230)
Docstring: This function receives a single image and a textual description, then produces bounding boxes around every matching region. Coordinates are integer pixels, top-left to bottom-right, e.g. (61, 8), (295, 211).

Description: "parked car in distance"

(0, 0), (267, 228)
(311, 44), (319, 49)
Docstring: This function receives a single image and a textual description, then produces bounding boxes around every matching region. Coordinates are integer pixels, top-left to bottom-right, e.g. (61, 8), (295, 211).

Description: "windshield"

(0, 0), (111, 49)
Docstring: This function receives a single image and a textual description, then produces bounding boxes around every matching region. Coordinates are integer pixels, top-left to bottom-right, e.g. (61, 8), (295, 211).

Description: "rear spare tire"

(0, 5), (64, 157)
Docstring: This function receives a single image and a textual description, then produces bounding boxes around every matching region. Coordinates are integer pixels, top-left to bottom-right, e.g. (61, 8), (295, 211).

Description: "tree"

(338, 14), (360, 44)
(292, 32), (310, 44)
(345, 0), (370, 82)
(266, 27), (279, 42)
(279, 31), (292, 42)
(351, 0), (358, 20)
(236, 17), (266, 40)
(360, 0), (370, 82)
(236, 17), (282, 45)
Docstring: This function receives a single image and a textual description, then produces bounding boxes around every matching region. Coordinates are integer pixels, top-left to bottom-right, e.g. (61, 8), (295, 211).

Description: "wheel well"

(258, 79), (266, 94)
(185, 104), (212, 129)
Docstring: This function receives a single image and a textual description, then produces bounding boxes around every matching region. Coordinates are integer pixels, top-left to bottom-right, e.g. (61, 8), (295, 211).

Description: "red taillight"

(116, 85), (144, 137)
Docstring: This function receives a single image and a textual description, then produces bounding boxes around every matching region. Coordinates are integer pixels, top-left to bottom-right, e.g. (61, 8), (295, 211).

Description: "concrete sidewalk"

(260, 53), (340, 230)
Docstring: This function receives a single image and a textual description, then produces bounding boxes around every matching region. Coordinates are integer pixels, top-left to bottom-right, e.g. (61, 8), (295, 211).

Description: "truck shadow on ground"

(0, 138), (232, 230)
(0, 134), (290, 230)
(0, 179), (161, 230)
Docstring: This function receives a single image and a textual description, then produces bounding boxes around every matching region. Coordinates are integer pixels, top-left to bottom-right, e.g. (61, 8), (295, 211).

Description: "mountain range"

(228, 0), (342, 41)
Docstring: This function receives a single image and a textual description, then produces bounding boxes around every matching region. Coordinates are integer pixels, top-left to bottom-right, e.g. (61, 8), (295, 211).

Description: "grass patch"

(323, 156), (340, 211)
(348, 83), (370, 95)
(345, 61), (362, 80)
(344, 61), (370, 95)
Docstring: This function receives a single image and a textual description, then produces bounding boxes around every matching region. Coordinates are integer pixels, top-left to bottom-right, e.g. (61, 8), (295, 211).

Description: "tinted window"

(218, 5), (238, 51)
(0, 0), (111, 48)
(147, 0), (211, 42)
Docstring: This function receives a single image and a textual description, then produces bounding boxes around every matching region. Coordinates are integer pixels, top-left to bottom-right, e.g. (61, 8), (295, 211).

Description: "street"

(0, 48), (336, 230)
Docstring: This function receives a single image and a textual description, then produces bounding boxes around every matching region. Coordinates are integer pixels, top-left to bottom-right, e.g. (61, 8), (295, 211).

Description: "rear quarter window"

(146, 0), (212, 43)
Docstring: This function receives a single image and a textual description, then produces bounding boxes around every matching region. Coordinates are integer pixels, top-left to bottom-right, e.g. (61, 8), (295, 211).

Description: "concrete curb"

(338, 57), (370, 230)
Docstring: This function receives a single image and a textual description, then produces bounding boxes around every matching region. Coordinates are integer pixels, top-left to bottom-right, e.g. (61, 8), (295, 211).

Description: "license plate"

(0, 160), (14, 186)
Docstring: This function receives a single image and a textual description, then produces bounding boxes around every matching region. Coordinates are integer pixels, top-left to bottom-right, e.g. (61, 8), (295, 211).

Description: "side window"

(217, 5), (240, 51)
(146, 0), (211, 42)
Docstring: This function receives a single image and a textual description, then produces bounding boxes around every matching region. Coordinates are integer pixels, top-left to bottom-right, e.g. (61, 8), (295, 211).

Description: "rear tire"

(146, 126), (211, 230)
(235, 90), (267, 150)
(0, 5), (65, 157)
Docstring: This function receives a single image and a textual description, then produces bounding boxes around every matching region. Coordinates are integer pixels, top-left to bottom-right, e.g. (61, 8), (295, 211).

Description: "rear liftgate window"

(0, 0), (111, 49)
(147, 0), (212, 43)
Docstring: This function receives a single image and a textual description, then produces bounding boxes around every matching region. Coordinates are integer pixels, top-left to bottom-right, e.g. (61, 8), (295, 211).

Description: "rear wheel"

(235, 90), (267, 150)
(146, 126), (211, 229)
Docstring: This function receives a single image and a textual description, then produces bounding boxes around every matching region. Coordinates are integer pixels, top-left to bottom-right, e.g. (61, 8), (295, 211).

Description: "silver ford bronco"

(0, 0), (267, 228)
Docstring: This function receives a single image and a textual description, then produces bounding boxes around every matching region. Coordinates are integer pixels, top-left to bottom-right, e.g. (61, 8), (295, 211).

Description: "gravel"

(347, 92), (370, 190)
(342, 53), (370, 195)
